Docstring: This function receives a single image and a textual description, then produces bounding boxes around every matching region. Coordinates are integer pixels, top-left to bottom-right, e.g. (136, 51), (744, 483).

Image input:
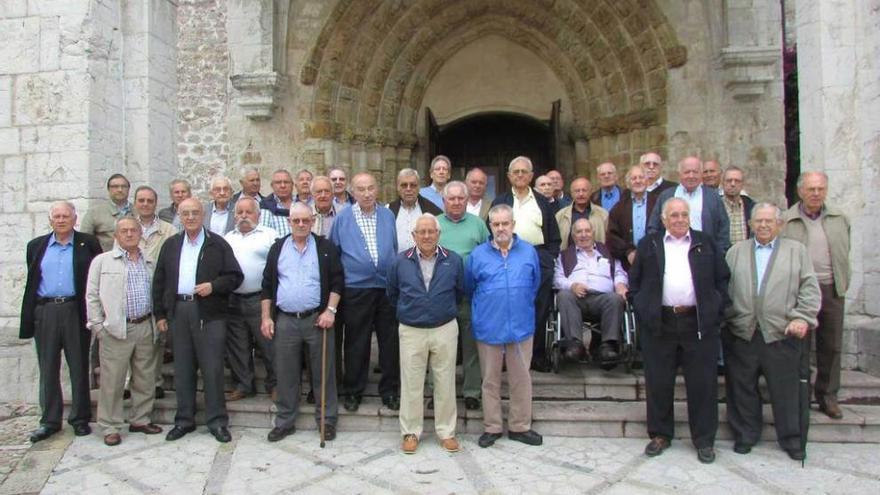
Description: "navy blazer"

(202, 200), (237, 235)
(20, 231), (102, 339)
(647, 185), (731, 254)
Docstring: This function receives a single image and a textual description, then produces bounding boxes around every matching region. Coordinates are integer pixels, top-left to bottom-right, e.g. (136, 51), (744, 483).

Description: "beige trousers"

(97, 320), (159, 434)
(399, 320), (458, 439)
(477, 336), (534, 434)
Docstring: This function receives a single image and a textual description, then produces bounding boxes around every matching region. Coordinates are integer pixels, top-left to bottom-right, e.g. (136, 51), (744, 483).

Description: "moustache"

(236, 218), (256, 229)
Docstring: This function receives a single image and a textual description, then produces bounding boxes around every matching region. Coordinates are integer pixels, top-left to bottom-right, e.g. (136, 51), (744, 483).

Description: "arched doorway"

(433, 112), (554, 200)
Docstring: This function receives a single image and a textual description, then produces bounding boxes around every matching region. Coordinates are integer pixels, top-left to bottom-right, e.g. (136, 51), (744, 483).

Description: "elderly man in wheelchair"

(552, 218), (630, 368)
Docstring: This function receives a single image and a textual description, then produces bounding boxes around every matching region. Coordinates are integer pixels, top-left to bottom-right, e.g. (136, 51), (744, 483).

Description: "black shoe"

(73, 423), (92, 436)
(267, 426), (295, 442)
(155, 386), (165, 399)
(478, 432), (503, 448)
(530, 358), (551, 373)
(321, 424), (337, 441)
(209, 426), (232, 443)
(165, 425), (196, 441)
(343, 395), (361, 412)
(306, 389), (315, 404)
(733, 442), (752, 455)
(562, 339), (586, 362)
(717, 365), (726, 376)
(599, 342), (619, 362)
(464, 397), (481, 410)
(508, 429), (542, 446)
(786, 448), (806, 461)
(425, 397), (434, 410)
(697, 446), (716, 464)
(123, 389), (131, 400)
(382, 395), (400, 411)
(29, 426), (60, 443)
(644, 437), (670, 457)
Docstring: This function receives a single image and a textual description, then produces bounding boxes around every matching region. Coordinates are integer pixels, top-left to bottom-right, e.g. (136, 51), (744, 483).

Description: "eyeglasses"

(399, 183), (419, 189)
(642, 161), (661, 167)
(330, 177), (345, 182)
(509, 169), (531, 176)
(290, 217), (313, 225)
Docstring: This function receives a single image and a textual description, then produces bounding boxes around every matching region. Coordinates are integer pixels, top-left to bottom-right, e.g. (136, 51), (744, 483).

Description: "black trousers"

(642, 311), (719, 448)
(342, 288), (399, 398)
(226, 293), (275, 394)
(33, 301), (91, 428)
(815, 283), (845, 401)
(532, 246), (555, 362)
(723, 329), (804, 451)
(171, 301), (228, 429)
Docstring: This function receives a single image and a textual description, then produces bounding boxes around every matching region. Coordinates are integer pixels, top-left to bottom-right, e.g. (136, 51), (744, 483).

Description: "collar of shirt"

(664, 231), (692, 244)
(798, 202), (823, 220)
(491, 236), (517, 252)
(212, 202), (229, 213)
(675, 184), (702, 198)
(575, 245), (599, 258)
(650, 178), (663, 189)
(723, 195), (743, 207)
(754, 237), (777, 250)
(289, 234), (314, 254)
(603, 187), (617, 197)
(114, 201), (132, 216)
(234, 225), (268, 237)
(417, 247), (439, 261)
(444, 213), (467, 224)
(513, 187), (536, 203)
(48, 232), (72, 247)
(113, 246), (143, 259)
(314, 205), (336, 217)
(353, 203), (376, 218)
(185, 228), (205, 246)
(631, 192), (646, 205)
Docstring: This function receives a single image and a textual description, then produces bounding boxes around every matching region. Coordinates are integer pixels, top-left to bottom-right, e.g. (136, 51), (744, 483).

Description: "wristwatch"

(327, 306), (338, 315)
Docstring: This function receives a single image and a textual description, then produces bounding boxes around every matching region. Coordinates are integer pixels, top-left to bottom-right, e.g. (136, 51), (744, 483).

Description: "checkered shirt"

(259, 208), (291, 238)
(723, 195), (747, 244)
(353, 203), (379, 266)
(123, 252), (151, 319)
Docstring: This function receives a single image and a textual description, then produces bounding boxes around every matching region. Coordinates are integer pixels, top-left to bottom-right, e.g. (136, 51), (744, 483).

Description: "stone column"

(796, 0), (880, 372)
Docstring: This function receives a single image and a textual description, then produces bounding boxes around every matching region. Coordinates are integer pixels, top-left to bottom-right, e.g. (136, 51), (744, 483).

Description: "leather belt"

(176, 294), (196, 301)
(662, 305), (696, 315)
(127, 313), (152, 324)
(232, 291), (262, 298)
(278, 307), (320, 319)
(37, 296), (75, 305)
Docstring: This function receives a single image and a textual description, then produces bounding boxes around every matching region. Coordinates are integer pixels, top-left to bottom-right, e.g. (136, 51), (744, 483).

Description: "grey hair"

(412, 213), (440, 233)
(168, 179), (191, 193)
(750, 202), (784, 222)
(443, 180), (467, 198)
(722, 165), (745, 180)
(596, 162), (617, 173)
(677, 156), (703, 173)
(508, 156), (533, 173)
(796, 171), (828, 188)
(48, 200), (77, 218)
(465, 167), (486, 180)
(114, 215), (140, 231)
(397, 168), (420, 182)
(239, 166), (260, 180)
(487, 203), (514, 222)
(210, 176), (232, 189)
(625, 164), (646, 185)
(327, 165), (347, 177)
(639, 152), (662, 165)
(661, 197), (690, 220)
(235, 196), (260, 211)
(310, 175), (332, 193)
(429, 155), (451, 172)
(288, 202), (313, 218)
(295, 168), (314, 180)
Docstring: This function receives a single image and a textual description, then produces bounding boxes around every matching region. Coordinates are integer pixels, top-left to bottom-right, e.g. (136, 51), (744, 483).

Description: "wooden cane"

(320, 328), (327, 448)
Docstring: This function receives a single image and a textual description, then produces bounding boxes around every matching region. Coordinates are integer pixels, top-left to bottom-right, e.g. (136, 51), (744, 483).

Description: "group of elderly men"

(21, 152), (850, 463)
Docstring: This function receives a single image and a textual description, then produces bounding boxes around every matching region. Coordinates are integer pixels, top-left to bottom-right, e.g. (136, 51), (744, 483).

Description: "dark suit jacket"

(629, 229), (730, 337)
(648, 179), (678, 198)
(202, 200), (237, 235)
(20, 231), (102, 339)
(590, 185), (623, 208)
(492, 189), (562, 258)
(648, 185), (731, 254)
(152, 228), (243, 322)
(387, 195), (442, 217)
(606, 192), (659, 270)
(261, 233), (345, 320)
(158, 204), (176, 224)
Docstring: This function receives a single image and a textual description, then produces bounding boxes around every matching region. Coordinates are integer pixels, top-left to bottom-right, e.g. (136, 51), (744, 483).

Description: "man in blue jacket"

(329, 172), (400, 412)
(466, 204), (542, 448)
(387, 214), (464, 454)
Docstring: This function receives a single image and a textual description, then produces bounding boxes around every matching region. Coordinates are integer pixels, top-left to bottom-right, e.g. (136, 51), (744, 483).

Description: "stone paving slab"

(7, 429), (879, 494)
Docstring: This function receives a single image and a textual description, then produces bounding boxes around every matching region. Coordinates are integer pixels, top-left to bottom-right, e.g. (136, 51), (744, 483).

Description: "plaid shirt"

(723, 195), (747, 244)
(353, 203), (379, 266)
(123, 251), (151, 319)
(259, 208), (291, 238)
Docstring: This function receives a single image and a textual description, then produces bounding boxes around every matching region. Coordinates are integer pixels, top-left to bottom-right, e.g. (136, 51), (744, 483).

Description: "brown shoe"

(819, 397), (844, 419)
(104, 433), (121, 446)
(441, 437), (461, 453)
(129, 423), (163, 435)
(644, 437), (671, 457)
(225, 390), (248, 402)
(402, 434), (418, 454)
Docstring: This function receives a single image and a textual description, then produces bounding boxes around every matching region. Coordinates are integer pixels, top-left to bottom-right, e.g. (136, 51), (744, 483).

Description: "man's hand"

(614, 283), (628, 299)
(194, 282), (213, 297)
(315, 310), (335, 330)
(157, 319), (168, 333)
(261, 318), (275, 340)
(570, 282), (588, 298)
(627, 251), (636, 265)
(785, 319), (809, 339)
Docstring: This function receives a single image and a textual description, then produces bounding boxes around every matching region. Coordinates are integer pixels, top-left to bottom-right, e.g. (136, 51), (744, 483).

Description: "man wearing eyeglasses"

(259, 169), (296, 237)
(388, 169), (442, 253)
(328, 166), (355, 211)
(81, 174), (133, 252)
(641, 152), (678, 197)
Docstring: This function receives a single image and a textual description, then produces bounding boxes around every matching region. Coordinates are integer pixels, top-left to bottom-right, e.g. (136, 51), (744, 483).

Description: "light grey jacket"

(724, 237), (820, 343)
(86, 248), (156, 340)
(781, 202), (851, 297)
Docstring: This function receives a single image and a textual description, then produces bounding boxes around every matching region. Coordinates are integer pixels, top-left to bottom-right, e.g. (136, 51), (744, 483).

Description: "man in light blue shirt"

(420, 155), (451, 211)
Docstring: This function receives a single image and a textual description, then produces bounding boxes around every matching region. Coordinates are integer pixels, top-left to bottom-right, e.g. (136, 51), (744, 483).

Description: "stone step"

(157, 362), (880, 404)
(90, 390), (880, 443)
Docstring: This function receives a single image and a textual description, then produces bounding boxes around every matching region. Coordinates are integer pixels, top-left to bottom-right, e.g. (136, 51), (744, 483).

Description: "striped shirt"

(353, 203), (379, 266)
(123, 251), (151, 319)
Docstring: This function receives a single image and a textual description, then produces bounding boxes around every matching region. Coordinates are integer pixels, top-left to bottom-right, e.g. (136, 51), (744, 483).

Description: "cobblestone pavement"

(0, 419), (878, 494)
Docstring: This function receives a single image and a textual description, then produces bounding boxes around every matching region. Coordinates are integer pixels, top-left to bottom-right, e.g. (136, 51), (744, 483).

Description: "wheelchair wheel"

(550, 341), (561, 373)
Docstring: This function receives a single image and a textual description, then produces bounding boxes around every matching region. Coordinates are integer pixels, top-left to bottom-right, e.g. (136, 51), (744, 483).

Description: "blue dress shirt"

(277, 236), (321, 312)
(37, 234), (75, 297)
(600, 187), (621, 211)
(631, 194), (647, 247)
(754, 238), (776, 293)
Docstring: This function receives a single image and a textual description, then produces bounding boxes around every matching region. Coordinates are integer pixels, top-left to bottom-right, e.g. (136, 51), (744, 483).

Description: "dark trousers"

(532, 246), (555, 362)
(557, 290), (624, 343)
(273, 313), (338, 429)
(227, 293), (275, 394)
(642, 311), (719, 448)
(171, 301), (228, 429)
(815, 283), (845, 401)
(33, 301), (91, 428)
(723, 329), (803, 451)
(342, 288), (399, 398)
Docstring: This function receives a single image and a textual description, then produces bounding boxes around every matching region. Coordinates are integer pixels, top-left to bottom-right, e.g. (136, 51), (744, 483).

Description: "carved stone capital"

(230, 72), (287, 120)
(720, 47), (780, 101)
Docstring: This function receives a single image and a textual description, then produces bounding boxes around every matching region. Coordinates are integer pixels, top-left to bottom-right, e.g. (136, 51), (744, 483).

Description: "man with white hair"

(328, 166), (355, 211)
(641, 152), (677, 196)
(591, 162), (623, 211)
(21, 201), (102, 442)
(232, 166), (263, 203)
(311, 176), (339, 237)
(203, 176), (236, 235)
(465, 167), (491, 219)
(389, 168), (442, 253)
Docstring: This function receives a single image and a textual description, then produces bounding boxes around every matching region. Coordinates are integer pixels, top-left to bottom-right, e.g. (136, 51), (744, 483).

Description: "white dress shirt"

(466, 199), (483, 217)
(553, 246), (628, 293)
(225, 225), (278, 294)
(674, 185), (704, 230)
(395, 202), (422, 253)
(177, 229), (205, 295)
(661, 231), (696, 306)
(209, 203), (230, 234)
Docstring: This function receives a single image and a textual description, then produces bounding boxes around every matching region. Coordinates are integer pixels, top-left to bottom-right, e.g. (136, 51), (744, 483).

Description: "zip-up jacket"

(465, 235), (541, 344)
(387, 246), (463, 328)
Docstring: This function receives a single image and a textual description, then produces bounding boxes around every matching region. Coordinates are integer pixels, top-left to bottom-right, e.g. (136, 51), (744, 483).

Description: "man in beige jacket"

(86, 217), (163, 446)
(724, 202), (820, 461)
(556, 177), (608, 250)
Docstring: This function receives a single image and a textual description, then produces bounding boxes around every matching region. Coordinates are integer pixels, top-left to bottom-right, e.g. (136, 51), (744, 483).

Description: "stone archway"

(295, 0), (686, 198)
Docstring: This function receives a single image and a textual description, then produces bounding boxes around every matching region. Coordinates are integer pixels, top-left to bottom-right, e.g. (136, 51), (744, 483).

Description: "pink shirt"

(662, 231), (696, 306)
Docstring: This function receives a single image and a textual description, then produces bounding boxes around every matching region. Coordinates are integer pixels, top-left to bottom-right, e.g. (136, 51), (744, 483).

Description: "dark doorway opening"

(432, 112), (553, 200)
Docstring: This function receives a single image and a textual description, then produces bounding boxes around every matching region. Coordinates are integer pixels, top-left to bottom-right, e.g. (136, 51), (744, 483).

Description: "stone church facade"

(0, 0), (877, 402)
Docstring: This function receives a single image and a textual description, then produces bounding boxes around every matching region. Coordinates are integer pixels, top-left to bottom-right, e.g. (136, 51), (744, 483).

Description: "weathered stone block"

(24, 151), (90, 204)
(0, 17), (40, 74)
(0, 128), (20, 155)
(13, 72), (89, 126)
(19, 124), (88, 154)
(27, 0), (89, 16)
(0, 76), (11, 127)
(0, 0), (27, 18)
(0, 260), (28, 316)
(40, 15), (60, 71)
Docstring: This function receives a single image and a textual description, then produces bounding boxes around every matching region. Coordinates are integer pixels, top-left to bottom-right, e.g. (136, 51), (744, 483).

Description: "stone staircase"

(90, 359), (880, 443)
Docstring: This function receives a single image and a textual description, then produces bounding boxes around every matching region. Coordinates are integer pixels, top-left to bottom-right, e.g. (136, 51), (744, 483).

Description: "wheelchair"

(545, 290), (639, 373)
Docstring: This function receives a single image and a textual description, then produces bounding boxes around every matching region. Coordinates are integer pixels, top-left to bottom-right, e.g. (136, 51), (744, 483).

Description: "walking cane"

(320, 327), (328, 448)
